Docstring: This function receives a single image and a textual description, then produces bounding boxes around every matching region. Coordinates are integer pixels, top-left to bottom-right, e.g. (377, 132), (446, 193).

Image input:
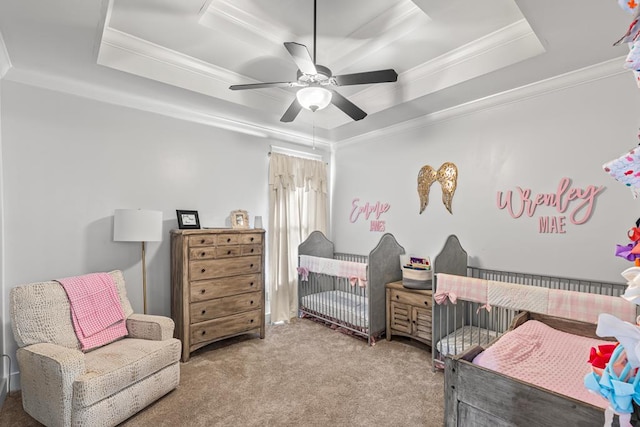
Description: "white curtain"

(268, 152), (328, 323)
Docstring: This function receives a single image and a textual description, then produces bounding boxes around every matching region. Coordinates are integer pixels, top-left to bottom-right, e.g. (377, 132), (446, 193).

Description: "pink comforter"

(472, 320), (610, 409)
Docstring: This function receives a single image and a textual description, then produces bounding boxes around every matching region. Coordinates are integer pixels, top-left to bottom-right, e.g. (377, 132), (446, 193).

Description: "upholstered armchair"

(10, 270), (181, 427)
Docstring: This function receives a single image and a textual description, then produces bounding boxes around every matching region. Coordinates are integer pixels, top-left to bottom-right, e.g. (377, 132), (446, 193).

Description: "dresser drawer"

(189, 235), (216, 247)
(216, 234), (240, 245)
(390, 289), (431, 309)
(190, 256), (261, 281)
(241, 244), (262, 256)
(190, 274), (262, 302)
(240, 233), (262, 245)
(190, 292), (262, 323)
(190, 309), (262, 345)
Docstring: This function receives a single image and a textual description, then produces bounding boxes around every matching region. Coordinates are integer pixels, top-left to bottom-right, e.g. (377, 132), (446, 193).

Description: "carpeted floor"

(0, 318), (445, 426)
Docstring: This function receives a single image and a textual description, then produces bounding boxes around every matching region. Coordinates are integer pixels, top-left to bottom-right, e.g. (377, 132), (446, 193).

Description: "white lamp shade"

(296, 87), (332, 112)
(113, 209), (163, 242)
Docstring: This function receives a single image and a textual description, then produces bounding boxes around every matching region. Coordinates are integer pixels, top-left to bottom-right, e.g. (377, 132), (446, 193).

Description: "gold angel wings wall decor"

(417, 162), (458, 214)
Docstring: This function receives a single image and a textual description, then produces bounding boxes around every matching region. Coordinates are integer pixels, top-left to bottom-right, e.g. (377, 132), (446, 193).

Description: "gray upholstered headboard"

(433, 235), (467, 277)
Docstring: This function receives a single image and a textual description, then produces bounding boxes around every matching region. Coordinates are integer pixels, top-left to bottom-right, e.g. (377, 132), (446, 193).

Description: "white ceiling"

(0, 0), (633, 146)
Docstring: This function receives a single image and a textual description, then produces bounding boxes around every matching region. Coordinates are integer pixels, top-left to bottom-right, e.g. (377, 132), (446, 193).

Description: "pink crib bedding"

(472, 320), (610, 409)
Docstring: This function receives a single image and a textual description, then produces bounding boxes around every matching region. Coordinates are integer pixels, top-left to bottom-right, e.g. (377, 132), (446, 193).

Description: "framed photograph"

(230, 210), (249, 229)
(176, 210), (200, 229)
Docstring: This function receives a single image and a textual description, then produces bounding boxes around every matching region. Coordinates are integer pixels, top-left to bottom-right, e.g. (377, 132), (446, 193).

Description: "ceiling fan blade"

(329, 90), (367, 121)
(284, 42), (317, 75)
(333, 69), (398, 86)
(280, 98), (303, 122)
(229, 81), (298, 90)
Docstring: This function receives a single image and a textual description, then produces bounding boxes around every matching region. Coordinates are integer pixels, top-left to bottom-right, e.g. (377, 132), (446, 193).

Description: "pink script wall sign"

(496, 177), (604, 233)
(350, 198), (391, 232)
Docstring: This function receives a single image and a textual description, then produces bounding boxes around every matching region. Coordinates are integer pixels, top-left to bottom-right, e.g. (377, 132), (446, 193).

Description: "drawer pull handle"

(200, 239), (205, 244)
(250, 249), (254, 253)
(227, 250), (231, 255)
(250, 300), (254, 305)
(250, 319), (254, 323)
(201, 331), (206, 335)
(200, 289), (206, 294)
(250, 282), (254, 287)
(201, 252), (206, 257)
(201, 268), (206, 273)
(424, 301), (429, 306)
(227, 238), (231, 242)
(250, 264), (254, 268)
(396, 295), (399, 300)
(201, 310), (206, 315)
(250, 237), (254, 242)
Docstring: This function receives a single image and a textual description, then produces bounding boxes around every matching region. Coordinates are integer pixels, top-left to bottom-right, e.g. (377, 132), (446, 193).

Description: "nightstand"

(385, 280), (432, 347)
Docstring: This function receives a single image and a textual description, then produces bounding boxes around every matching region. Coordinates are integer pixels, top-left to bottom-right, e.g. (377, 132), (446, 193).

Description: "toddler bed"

(297, 231), (405, 345)
(445, 309), (639, 426)
(431, 235), (631, 370)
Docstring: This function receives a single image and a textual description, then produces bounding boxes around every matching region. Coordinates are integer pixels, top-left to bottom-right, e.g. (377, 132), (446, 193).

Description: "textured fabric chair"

(10, 270), (181, 427)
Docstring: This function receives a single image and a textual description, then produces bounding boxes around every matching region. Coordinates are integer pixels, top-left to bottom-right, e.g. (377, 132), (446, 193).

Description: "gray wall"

(332, 71), (640, 283)
(0, 81), (329, 390)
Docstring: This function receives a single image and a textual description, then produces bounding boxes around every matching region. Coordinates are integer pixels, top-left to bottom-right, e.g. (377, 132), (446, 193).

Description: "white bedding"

(300, 290), (368, 329)
(435, 325), (501, 356)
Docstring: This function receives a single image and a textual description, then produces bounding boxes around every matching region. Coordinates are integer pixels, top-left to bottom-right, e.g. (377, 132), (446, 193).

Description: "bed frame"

(297, 231), (405, 345)
(445, 312), (638, 427)
(431, 235), (631, 370)
(431, 235), (639, 426)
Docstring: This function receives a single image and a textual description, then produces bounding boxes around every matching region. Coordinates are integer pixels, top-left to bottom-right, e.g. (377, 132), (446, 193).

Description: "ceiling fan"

(229, 0), (398, 123)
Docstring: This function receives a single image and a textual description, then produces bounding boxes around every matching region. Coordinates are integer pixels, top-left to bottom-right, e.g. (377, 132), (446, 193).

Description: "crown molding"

(336, 56), (629, 149)
(98, 27), (291, 110)
(5, 66), (331, 148)
(349, 18), (545, 116)
(0, 30), (12, 79)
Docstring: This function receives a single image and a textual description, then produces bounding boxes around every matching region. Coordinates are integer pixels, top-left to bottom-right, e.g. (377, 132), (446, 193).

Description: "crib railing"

(432, 267), (631, 371)
(298, 253), (370, 338)
(468, 267), (627, 296)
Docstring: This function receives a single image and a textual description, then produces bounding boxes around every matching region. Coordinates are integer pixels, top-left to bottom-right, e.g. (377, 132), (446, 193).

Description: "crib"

(431, 235), (633, 371)
(297, 231), (405, 345)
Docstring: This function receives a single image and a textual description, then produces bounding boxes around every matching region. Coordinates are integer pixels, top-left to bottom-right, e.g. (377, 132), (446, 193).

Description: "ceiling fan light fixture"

(296, 86), (332, 112)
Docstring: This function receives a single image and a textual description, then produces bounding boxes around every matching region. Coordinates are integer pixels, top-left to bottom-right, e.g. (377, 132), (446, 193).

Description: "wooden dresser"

(385, 280), (432, 347)
(170, 228), (265, 362)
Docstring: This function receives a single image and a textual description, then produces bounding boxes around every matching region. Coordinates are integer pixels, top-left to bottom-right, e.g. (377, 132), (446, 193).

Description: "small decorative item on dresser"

(231, 210), (249, 229)
(176, 210), (200, 229)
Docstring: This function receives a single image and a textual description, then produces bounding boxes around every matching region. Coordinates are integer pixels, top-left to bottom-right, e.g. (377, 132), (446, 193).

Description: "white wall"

(332, 71), (640, 283)
(0, 81), (328, 389)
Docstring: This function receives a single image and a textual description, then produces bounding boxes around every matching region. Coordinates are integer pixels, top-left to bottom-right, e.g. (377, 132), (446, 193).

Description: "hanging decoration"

(417, 162), (458, 214)
(615, 218), (640, 264)
(603, 144), (640, 198)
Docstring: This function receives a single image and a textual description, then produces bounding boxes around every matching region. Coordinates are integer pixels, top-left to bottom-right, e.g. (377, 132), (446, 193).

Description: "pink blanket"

(472, 320), (610, 409)
(58, 272), (127, 351)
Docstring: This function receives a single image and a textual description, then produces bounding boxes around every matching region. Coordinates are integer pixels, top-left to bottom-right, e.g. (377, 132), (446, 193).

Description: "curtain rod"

(269, 145), (324, 161)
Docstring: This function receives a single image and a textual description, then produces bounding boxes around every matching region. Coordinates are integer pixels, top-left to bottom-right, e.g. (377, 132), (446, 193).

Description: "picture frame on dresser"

(176, 210), (200, 229)
(230, 210), (249, 229)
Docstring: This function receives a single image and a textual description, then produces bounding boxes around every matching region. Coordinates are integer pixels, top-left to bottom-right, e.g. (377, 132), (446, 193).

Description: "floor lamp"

(113, 209), (163, 314)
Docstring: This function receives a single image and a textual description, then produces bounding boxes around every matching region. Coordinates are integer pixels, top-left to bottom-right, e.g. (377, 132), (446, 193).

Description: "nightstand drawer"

(390, 289), (431, 309)
(190, 274), (262, 302)
(190, 292), (262, 323)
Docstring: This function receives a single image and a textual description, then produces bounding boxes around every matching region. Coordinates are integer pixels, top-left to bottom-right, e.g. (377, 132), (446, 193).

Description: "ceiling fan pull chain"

(313, 0), (317, 64)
